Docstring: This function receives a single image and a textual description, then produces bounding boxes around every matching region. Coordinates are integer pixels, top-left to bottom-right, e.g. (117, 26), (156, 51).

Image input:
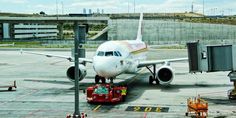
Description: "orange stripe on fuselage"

(130, 47), (148, 54)
(116, 41), (147, 53)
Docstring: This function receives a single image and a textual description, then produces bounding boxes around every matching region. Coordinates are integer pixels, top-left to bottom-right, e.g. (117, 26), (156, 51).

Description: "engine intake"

(157, 65), (174, 85)
(66, 64), (87, 82)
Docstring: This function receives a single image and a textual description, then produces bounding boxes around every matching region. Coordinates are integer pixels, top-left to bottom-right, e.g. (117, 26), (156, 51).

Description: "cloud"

(133, 0), (193, 13)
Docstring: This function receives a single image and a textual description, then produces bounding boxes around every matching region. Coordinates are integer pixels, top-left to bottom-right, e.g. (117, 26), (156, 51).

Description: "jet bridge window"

(105, 51), (113, 56)
(97, 51), (104, 56)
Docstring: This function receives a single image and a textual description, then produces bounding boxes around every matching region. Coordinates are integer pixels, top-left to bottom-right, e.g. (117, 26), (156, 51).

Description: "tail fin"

(136, 13), (143, 41)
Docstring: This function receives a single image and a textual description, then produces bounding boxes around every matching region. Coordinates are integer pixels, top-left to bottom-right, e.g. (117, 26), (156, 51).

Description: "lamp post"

(74, 22), (80, 118)
(203, 0), (205, 16)
(134, 0), (135, 13)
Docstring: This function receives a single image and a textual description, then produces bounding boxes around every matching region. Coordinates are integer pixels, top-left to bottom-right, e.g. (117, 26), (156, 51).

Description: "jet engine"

(66, 64), (87, 82)
(157, 65), (174, 85)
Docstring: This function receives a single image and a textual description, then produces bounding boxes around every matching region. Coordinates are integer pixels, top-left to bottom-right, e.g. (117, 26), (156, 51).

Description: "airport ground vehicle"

(185, 95), (208, 118)
(86, 84), (127, 103)
(0, 81), (16, 91)
(228, 89), (236, 100)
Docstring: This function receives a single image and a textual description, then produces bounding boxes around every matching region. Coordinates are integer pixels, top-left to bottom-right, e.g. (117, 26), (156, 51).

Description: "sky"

(0, 0), (235, 15)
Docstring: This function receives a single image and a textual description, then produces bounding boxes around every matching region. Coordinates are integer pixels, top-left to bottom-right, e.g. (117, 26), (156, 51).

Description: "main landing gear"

(146, 65), (160, 85)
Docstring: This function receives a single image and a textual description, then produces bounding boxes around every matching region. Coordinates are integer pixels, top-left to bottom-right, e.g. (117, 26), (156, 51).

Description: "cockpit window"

(97, 51), (104, 56)
(105, 51), (113, 56)
(114, 51), (119, 56)
(117, 51), (122, 56)
(97, 51), (121, 57)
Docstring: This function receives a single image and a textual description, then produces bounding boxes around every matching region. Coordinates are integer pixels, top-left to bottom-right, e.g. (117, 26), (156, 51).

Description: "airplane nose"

(93, 58), (117, 77)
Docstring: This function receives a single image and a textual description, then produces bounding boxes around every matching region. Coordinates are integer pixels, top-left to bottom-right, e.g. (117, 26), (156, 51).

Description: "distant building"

(89, 9), (92, 14)
(83, 8), (86, 14)
(102, 9), (104, 14)
(97, 8), (100, 14)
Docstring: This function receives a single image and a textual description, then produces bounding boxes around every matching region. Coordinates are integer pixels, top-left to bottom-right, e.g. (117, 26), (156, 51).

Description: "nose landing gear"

(95, 75), (106, 84)
(95, 75), (115, 84)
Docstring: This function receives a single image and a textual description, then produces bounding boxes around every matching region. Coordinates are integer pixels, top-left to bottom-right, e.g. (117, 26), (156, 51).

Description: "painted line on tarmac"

(93, 105), (101, 111)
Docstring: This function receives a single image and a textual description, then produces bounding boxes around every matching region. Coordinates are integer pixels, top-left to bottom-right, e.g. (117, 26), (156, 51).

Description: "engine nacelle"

(66, 64), (87, 82)
(157, 65), (174, 85)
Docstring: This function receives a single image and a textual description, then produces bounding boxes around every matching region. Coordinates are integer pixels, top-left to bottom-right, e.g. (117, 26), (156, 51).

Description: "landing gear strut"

(146, 64), (159, 85)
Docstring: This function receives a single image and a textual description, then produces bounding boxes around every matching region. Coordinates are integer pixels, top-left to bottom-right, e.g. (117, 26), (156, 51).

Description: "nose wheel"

(109, 77), (114, 84)
(95, 75), (106, 84)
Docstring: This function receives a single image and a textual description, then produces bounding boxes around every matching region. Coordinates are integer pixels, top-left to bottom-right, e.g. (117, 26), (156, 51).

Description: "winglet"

(136, 13), (143, 41)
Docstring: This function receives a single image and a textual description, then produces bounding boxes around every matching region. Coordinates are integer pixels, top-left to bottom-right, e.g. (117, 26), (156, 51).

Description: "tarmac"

(0, 48), (236, 118)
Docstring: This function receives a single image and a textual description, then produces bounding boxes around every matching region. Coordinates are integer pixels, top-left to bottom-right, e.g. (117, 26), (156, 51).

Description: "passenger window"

(114, 51), (119, 56)
(105, 51), (113, 56)
(97, 51), (104, 56)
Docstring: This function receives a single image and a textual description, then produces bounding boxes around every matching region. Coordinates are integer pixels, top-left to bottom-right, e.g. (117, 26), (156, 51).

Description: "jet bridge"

(187, 41), (236, 99)
(187, 41), (236, 73)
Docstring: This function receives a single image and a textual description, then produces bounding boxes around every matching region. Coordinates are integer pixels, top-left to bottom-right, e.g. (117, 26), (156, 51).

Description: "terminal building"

(0, 23), (58, 40)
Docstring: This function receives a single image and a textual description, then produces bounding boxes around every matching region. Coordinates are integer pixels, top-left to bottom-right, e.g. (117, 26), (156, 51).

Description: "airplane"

(22, 13), (187, 85)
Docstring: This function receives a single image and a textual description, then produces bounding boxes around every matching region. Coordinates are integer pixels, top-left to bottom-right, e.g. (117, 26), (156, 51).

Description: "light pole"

(128, 1), (129, 13)
(202, 0), (205, 16)
(74, 22), (80, 118)
(61, 1), (64, 15)
(56, 0), (58, 15)
(134, 0), (135, 13)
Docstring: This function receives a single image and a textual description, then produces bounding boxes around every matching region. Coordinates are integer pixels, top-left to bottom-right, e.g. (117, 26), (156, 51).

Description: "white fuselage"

(93, 40), (147, 78)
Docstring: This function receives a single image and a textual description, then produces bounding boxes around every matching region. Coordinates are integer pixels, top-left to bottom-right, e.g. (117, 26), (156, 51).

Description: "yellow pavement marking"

(93, 105), (101, 111)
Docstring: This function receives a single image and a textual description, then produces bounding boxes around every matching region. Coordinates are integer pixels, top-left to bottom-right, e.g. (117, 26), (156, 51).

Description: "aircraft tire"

(95, 75), (100, 84)
(101, 77), (106, 84)
(149, 76), (154, 84)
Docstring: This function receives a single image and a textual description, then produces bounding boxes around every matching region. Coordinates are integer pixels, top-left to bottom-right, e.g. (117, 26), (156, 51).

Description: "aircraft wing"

(138, 58), (188, 68)
(21, 49), (93, 63)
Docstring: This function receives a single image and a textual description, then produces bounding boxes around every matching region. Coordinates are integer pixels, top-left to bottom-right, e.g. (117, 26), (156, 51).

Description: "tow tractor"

(86, 84), (127, 103)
